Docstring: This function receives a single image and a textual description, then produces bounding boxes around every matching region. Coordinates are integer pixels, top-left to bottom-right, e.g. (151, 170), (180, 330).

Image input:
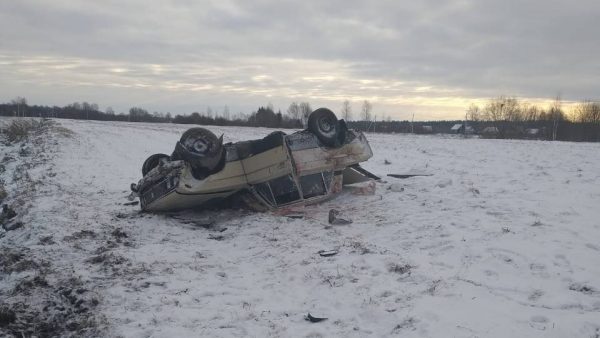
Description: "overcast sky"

(1, 0), (598, 120)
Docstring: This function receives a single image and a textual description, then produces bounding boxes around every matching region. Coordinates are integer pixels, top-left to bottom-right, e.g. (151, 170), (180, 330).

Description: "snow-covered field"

(1, 118), (600, 337)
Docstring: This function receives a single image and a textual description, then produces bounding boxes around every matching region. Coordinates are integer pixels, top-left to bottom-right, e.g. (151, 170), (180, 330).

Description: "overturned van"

(130, 108), (377, 212)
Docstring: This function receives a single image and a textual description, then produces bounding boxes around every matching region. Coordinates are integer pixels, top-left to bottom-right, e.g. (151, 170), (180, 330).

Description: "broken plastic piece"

(387, 173), (432, 179)
(318, 250), (339, 257)
(350, 181), (376, 196)
(305, 313), (328, 323)
(328, 209), (353, 225)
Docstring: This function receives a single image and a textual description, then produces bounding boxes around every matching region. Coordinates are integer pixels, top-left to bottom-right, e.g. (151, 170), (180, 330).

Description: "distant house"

(523, 128), (542, 139)
(421, 125), (433, 133)
(481, 126), (499, 138)
(450, 123), (474, 134)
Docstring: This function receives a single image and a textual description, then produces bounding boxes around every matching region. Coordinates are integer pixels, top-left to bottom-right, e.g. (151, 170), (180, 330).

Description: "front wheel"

(307, 108), (346, 147)
(142, 153), (170, 176)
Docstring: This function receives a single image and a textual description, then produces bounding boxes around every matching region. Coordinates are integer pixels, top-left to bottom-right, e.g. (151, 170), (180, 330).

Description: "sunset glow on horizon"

(1, 1), (597, 120)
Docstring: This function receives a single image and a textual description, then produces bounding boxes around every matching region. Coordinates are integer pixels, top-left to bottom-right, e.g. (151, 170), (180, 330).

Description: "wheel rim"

(191, 139), (209, 154)
(183, 135), (213, 155)
(318, 117), (335, 133)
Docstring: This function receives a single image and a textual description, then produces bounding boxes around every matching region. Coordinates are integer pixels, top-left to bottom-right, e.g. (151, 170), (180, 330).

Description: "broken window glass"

(255, 182), (275, 206)
(300, 173), (326, 199)
(269, 175), (300, 205)
(322, 171), (333, 191)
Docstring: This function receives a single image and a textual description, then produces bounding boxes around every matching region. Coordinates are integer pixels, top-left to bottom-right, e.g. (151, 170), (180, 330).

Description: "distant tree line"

(1, 96), (599, 141)
(462, 96), (600, 141)
(342, 96), (600, 142)
(0, 99), (303, 129)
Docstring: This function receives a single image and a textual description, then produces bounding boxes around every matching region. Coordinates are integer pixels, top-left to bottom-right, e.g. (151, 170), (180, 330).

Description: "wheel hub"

(191, 139), (209, 153)
(319, 117), (334, 132)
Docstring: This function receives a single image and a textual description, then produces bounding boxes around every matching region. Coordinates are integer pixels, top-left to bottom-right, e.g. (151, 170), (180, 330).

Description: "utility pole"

(373, 115), (377, 133)
(411, 113), (414, 134)
(464, 112), (467, 138)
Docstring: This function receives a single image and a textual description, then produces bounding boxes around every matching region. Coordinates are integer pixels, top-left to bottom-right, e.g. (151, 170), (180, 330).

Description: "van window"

(269, 175), (300, 205)
(300, 173), (326, 199)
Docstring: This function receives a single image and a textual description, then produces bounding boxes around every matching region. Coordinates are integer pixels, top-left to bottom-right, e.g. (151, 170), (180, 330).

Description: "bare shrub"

(0, 119), (51, 143)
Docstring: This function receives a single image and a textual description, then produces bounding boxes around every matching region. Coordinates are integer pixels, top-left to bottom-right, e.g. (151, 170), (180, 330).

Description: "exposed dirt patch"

(64, 230), (97, 241)
(1, 120), (106, 337)
(569, 283), (597, 295)
(345, 240), (373, 255)
(388, 263), (414, 275)
(0, 247), (47, 274)
(0, 276), (102, 337)
(38, 236), (55, 245)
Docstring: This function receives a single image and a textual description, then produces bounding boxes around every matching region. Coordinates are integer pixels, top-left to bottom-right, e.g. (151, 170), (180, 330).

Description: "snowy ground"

(1, 118), (600, 337)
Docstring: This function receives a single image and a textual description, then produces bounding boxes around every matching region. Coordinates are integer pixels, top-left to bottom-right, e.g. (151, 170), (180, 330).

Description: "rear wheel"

(307, 108), (346, 147)
(142, 153), (170, 176)
(180, 128), (220, 156)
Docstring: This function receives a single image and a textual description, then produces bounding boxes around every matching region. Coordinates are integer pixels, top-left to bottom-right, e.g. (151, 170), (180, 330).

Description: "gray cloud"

(1, 0), (598, 119)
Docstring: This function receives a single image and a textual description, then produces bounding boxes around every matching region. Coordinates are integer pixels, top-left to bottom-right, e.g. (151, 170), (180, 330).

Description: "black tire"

(307, 108), (346, 147)
(172, 128), (224, 177)
(180, 128), (221, 156)
(142, 153), (170, 176)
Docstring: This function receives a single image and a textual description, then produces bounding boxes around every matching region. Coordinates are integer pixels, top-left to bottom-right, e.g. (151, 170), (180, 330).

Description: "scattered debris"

(305, 313), (327, 323)
(387, 173), (432, 179)
(318, 250), (339, 257)
(328, 209), (353, 225)
(351, 181), (376, 195)
(284, 212), (304, 219)
(384, 159), (392, 165)
(349, 164), (380, 180)
(123, 201), (139, 206)
(388, 183), (404, 192)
